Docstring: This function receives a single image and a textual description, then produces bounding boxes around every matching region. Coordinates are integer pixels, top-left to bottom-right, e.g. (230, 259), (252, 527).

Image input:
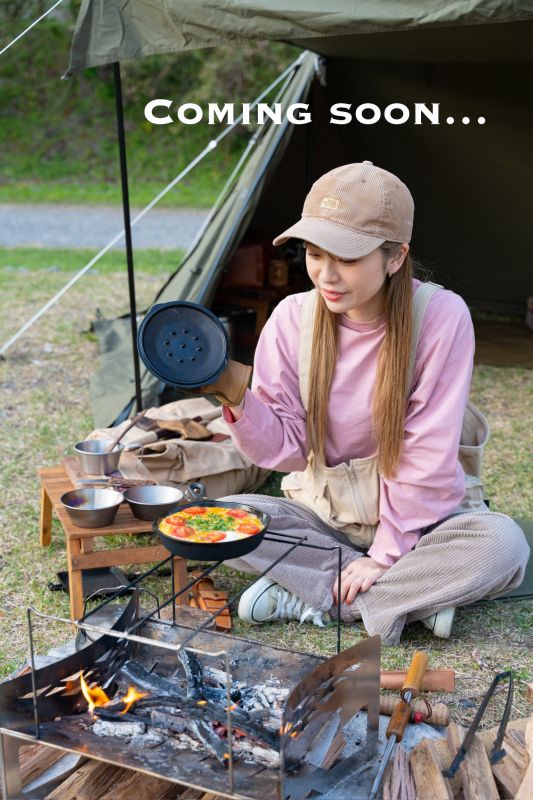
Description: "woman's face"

(305, 242), (408, 321)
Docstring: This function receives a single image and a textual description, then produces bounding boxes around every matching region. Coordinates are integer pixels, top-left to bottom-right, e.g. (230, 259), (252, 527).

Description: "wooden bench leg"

(39, 487), (53, 547)
(172, 557), (188, 606)
(67, 537), (84, 622)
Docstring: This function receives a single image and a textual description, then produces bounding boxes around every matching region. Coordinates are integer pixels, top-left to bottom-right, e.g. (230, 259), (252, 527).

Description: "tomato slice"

(166, 525), (194, 539)
(236, 523), (261, 535)
(226, 509), (248, 519)
(203, 531), (226, 543)
(182, 506), (207, 515)
(163, 514), (187, 526)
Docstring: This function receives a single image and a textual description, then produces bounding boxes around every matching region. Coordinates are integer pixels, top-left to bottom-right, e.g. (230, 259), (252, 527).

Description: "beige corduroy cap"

(273, 161), (414, 258)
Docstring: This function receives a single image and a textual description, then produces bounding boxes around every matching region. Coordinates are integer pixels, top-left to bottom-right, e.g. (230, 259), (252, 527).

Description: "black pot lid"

(137, 301), (229, 388)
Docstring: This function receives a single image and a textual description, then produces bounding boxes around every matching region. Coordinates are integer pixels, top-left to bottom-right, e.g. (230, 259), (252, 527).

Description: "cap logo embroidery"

(320, 196), (340, 210)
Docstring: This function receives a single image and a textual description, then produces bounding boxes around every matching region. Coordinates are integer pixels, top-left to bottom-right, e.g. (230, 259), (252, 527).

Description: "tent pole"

(113, 61), (143, 413)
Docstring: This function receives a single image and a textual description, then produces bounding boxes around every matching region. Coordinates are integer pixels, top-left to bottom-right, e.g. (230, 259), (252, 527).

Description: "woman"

(202, 161), (529, 645)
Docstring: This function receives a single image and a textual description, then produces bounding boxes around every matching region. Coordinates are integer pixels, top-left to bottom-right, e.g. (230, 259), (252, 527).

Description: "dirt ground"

(0, 264), (531, 730)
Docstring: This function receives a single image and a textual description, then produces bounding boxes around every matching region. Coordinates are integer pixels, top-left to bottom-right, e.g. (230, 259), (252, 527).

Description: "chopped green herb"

(186, 513), (232, 531)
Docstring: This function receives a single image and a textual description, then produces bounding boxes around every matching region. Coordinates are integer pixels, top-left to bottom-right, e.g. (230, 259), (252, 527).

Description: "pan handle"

(185, 481), (206, 502)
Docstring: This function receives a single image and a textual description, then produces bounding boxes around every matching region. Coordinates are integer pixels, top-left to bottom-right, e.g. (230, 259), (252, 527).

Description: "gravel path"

(0, 204), (209, 250)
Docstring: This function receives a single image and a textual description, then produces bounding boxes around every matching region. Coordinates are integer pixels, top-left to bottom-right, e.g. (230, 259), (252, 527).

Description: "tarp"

(68, 1), (533, 71)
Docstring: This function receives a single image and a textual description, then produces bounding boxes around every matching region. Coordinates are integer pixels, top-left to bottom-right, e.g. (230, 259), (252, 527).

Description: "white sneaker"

(421, 606), (456, 638)
(238, 577), (329, 627)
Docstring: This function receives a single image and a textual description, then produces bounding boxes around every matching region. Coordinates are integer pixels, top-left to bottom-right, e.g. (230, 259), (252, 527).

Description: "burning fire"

(80, 673), (110, 713)
(120, 685), (148, 715)
(80, 673), (148, 715)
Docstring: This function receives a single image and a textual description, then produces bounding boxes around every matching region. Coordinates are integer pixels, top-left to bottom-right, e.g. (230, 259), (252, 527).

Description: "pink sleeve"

(222, 296), (309, 471)
(368, 290), (475, 567)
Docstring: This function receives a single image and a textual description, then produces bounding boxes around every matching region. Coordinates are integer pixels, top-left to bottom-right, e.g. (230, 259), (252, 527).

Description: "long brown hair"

(307, 242), (415, 478)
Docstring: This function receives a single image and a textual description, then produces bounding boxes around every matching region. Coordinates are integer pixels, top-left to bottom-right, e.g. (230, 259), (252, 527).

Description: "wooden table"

(38, 465), (188, 621)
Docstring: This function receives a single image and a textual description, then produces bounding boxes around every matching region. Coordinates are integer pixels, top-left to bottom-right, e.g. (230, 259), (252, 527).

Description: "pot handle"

(186, 481), (206, 502)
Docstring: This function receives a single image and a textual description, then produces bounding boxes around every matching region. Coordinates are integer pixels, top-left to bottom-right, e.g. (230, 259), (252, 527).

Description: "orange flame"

(80, 673), (110, 714)
(279, 721), (293, 735)
(120, 686), (148, 715)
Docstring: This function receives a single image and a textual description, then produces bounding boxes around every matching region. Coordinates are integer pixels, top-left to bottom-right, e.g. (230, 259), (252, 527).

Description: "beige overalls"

(224, 283), (529, 644)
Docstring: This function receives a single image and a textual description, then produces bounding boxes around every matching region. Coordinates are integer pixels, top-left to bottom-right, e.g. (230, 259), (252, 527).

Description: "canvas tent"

(68, 1), (533, 426)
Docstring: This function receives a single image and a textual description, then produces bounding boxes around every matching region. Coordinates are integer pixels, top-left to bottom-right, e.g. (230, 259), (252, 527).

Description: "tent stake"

(113, 61), (143, 413)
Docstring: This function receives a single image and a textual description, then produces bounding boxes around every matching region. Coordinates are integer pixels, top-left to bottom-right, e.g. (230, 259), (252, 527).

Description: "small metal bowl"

(74, 439), (124, 475)
(123, 485), (185, 521)
(60, 488), (124, 528)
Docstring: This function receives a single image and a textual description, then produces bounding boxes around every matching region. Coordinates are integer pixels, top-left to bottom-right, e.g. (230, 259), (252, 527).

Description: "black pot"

(153, 499), (270, 561)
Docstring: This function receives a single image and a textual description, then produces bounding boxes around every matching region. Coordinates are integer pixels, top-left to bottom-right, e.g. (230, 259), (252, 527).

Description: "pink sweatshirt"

(223, 279), (475, 566)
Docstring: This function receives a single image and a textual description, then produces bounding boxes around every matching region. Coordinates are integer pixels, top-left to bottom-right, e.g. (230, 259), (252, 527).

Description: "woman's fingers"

(333, 569), (381, 604)
(333, 565), (353, 602)
(361, 573), (378, 593)
(338, 575), (353, 605)
(332, 559), (386, 604)
(345, 575), (364, 604)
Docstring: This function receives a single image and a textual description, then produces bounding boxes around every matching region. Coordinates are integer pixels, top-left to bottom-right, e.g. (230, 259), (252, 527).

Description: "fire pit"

(0, 534), (386, 800)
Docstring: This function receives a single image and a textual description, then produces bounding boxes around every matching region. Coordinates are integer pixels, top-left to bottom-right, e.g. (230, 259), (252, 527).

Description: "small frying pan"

(153, 499), (271, 561)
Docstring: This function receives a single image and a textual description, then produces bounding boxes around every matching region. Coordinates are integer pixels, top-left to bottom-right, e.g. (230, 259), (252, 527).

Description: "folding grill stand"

(0, 532), (357, 800)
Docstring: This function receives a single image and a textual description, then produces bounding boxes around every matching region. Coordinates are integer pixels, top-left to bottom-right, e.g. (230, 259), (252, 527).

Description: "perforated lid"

(137, 301), (229, 388)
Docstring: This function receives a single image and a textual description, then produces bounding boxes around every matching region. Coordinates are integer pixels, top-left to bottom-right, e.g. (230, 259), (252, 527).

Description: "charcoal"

(177, 649), (203, 699)
(119, 661), (182, 698)
(151, 708), (188, 734)
(189, 718), (230, 765)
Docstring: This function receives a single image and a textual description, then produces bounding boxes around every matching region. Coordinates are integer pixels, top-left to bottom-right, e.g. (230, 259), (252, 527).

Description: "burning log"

(118, 661), (183, 698)
(151, 708), (189, 735)
(189, 719), (230, 766)
(118, 660), (231, 705)
(177, 648), (204, 700)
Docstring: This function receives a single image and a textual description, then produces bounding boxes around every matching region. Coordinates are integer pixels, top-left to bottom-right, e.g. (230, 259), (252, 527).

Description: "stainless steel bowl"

(75, 439), (124, 475)
(123, 485), (185, 521)
(60, 488), (124, 528)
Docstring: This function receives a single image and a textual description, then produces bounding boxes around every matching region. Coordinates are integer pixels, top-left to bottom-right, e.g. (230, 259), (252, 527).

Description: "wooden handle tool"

(104, 410), (147, 452)
(369, 651), (430, 800)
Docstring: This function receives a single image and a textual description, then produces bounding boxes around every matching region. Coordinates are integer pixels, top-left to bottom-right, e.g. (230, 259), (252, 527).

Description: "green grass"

(0, 178), (222, 208)
(0, 246), (185, 277)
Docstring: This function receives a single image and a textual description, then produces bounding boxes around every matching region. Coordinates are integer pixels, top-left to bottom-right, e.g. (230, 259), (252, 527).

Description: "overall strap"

(298, 290), (318, 413)
(298, 281), (444, 412)
(408, 281), (443, 391)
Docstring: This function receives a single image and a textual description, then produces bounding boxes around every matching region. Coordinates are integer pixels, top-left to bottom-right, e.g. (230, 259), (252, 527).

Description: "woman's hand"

(332, 557), (389, 605)
(199, 360), (251, 406)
